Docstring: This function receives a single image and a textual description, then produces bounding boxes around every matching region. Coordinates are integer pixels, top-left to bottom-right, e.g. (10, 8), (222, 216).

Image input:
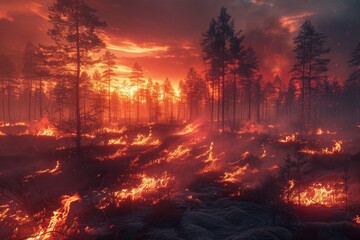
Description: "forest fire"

(219, 164), (249, 184)
(0, 0), (360, 239)
(97, 172), (175, 209)
(278, 133), (296, 143)
(131, 130), (160, 146)
(28, 194), (81, 240)
(300, 140), (343, 155)
(175, 123), (200, 135)
(197, 142), (224, 173)
(286, 181), (345, 207)
(354, 215), (360, 224)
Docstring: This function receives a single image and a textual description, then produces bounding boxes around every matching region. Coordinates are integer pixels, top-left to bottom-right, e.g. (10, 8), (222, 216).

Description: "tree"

(48, 0), (106, 153)
(202, 7), (236, 131)
(239, 46), (259, 121)
(344, 42), (360, 122)
(23, 42), (37, 121)
(101, 50), (117, 124)
(130, 62), (145, 122)
(163, 78), (174, 122)
(341, 164), (350, 210)
(229, 33), (245, 130)
(145, 77), (153, 122)
(291, 21), (330, 126)
(0, 55), (17, 124)
(184, 68), (207, 121)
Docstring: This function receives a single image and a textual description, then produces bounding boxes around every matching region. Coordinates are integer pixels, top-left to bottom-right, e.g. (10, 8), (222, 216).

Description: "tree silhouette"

(291, 21), (330, 127)
(48, 0), (106, 153)
(239, 46), (259, 121)
(130, 62), (145, 122)
(202, 7), (236, 131)
(101, 50), (117, 124)
(184, 68), (207, 121)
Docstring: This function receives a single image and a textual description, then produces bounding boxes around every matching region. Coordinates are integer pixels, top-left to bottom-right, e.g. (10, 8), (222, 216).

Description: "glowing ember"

(316, 128), (324, 135)
(300, 140), (343, 155)
(28, 194), (81, 240)
(279, 134), (296, 143)
(260, 144), (267, 158)
(267, 164), (279, 171)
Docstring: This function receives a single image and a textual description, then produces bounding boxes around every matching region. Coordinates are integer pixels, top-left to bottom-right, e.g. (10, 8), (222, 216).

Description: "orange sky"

(0, 0), (359, 84)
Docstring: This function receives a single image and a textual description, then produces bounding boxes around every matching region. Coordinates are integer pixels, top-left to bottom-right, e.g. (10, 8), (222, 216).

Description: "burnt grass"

(0, 123), (360, 239)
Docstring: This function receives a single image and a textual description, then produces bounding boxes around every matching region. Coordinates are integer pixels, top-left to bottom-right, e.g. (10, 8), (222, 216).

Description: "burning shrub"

(144, 200), (183, 228)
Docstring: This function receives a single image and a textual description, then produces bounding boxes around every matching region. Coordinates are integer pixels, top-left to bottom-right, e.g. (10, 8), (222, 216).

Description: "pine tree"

(291, 21), (330, 126)
(101, 50), (117, 124)
(130, 62), (145, 122)
(48, 0), (106, 153)
(239, 46), (259, 121)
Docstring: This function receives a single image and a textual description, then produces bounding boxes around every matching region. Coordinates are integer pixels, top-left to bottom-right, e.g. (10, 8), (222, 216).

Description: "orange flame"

(97, 172), (174, 209)
(286, 181), (345, 207)
(28, 194), (81, 240)
(354, 215), (360, 224)
(300, 141), (343, 155)
(279, 134), (296, 143)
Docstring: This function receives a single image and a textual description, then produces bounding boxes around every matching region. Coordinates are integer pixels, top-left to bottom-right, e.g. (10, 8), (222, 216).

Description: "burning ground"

(0, 122), (360, 239)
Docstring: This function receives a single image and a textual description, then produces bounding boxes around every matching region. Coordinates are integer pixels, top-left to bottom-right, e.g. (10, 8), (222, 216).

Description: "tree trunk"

(39, 78), (43, 119)
(232, 74), (236, 131)
(75, 0), (82, 155)
(29, 79), (32, 121)
(7, 79), (11, 124)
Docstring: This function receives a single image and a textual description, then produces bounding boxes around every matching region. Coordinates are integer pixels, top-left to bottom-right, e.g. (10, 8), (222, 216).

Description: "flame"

(28, 194), (81, 240)
(24, 161), (61, 181)
(97, 172), (174, 209)
(100, 126), (127, 134)
(35, 161), (61, 175)
(163, 145), (191, 162)
(197, 142), (224, 173)
(286, 181), (345, 207)
(219, 164), (249, 183)
(279, 134), (296, 143)
(131, 129), (160, 146)
(175, 123), (200, 136)
(0, 122), (27, 127)
(300, 140), (343, 155)
(354, 215), (360, 224)
(107, 136), (127, 145)
(97, 146), (128, 160)
(315, 128), (337, 135)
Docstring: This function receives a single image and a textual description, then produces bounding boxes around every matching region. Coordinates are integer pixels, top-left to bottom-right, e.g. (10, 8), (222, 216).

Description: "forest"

(0, 0), (360, 239)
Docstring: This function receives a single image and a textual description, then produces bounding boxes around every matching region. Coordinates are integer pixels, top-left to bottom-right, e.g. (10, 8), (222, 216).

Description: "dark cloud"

(0, 0), (359, 82)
